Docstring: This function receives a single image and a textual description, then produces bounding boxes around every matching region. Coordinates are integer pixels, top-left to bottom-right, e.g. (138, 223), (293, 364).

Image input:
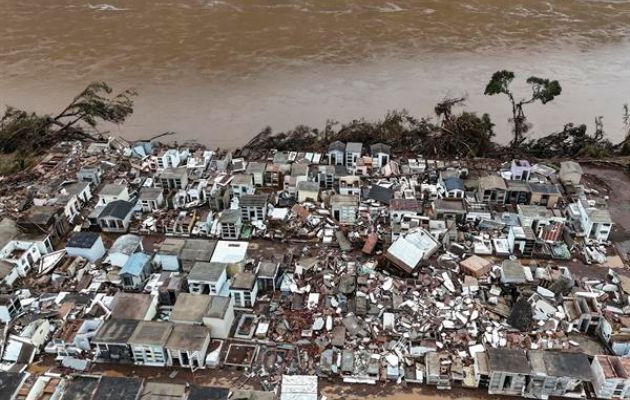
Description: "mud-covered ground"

(582, 164), (630, 243)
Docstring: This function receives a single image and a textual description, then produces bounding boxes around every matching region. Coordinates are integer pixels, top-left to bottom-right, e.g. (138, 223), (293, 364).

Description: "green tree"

(484, 70), (562, 148)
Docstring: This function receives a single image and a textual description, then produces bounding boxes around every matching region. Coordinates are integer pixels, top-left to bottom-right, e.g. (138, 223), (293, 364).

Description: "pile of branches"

(521, 118), (615, 159)
(243, 97), (630, 162)
(243, 104), (501, 160)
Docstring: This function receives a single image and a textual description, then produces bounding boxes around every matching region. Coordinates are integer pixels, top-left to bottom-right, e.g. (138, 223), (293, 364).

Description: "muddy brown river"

(1, 0), (630, 147)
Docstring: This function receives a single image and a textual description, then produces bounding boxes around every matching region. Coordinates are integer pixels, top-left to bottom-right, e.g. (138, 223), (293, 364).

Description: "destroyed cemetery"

(3, 84), (630, 400)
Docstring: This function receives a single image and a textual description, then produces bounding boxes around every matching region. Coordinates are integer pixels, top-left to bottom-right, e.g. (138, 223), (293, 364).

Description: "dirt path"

(30, 356), (508, 400)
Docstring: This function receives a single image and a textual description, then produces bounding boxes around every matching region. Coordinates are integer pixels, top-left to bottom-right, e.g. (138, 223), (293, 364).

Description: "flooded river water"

(1, 0), (630, 147)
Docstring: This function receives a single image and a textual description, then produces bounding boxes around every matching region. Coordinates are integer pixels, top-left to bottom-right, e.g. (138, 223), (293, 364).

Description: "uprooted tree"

(484, 70), (562, 148)
(429, 97), (498, 158)
(0, 81), (136, 171)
